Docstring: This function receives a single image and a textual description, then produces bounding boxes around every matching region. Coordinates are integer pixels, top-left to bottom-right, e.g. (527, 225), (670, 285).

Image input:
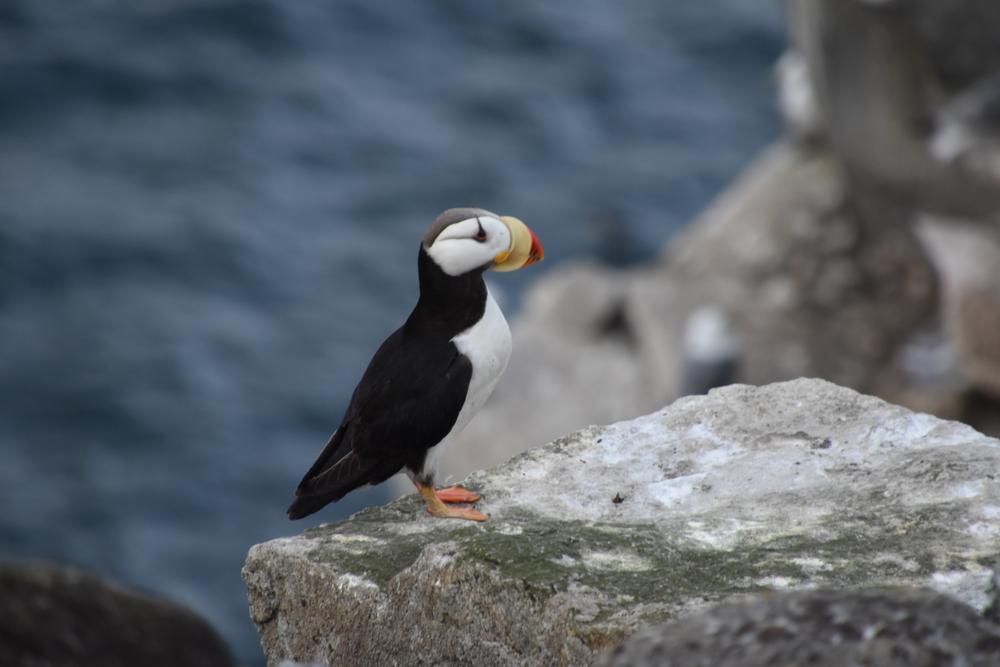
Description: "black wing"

(287, 327), (472, 519)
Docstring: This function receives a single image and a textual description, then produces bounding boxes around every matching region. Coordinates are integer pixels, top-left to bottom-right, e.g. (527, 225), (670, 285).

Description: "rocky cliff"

(244, 379), (1000, 666)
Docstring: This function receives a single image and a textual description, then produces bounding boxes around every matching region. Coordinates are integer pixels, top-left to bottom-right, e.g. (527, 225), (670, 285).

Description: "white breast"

(420, 288), (512, 479)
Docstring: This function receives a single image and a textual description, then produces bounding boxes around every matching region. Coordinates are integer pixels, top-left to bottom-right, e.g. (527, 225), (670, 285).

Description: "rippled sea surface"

(0, 1), (782, 663)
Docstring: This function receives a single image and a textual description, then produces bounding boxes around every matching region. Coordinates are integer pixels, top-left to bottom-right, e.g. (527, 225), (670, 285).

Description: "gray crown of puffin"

(286, 207), (544, 524)
(422, 207), (544, 277)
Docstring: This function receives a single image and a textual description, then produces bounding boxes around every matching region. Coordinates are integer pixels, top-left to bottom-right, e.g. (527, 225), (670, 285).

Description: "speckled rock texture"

(244, 379), (1000, 667)
(600, 588), (1000, 667)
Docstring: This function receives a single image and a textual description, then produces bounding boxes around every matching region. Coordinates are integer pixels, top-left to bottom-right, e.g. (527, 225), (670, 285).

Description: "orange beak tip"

(528, 229), (545, 265)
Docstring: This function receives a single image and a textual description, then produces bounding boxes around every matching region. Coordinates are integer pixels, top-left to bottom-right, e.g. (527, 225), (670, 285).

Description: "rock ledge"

(244, 379), (1000, 666)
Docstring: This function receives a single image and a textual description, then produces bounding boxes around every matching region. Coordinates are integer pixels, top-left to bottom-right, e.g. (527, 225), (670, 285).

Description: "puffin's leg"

(434, 485), (482, 504)
(415, 482), (487, 522)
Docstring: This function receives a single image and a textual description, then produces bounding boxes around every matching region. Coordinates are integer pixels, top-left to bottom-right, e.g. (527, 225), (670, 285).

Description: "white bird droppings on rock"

(581, 551), (655, 573)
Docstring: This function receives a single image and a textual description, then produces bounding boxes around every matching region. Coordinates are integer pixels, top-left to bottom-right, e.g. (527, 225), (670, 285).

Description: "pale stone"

(245, 380), (1000, 667)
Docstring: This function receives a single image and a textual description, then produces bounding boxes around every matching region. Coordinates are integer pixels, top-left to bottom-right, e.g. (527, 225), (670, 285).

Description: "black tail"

(286, 453), (374, 520)
(287, 494), (334, 521)
(287, 427), (376, 520)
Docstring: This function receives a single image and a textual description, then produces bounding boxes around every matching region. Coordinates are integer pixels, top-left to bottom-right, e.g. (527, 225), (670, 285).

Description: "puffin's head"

(422, 207), (544, 277)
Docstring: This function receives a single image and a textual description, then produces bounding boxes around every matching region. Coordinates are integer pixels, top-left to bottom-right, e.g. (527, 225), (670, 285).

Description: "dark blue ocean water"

(0, 1), (783, 663)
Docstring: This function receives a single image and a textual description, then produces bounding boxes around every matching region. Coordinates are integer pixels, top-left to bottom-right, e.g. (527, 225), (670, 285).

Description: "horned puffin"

(287, 208), (544, 522)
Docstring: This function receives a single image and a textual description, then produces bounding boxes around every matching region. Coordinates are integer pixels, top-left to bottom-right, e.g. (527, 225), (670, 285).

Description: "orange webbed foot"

(435, 485), (482, 504)
(424, 503), (488, 522)
(415, 482), (488, 522)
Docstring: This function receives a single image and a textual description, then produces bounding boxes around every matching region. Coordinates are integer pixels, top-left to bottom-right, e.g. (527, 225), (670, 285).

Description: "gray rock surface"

(918, 218), (1000, 401)
(663, 144), (938, 391)
(987, 563), (1000, 626)
(0, 560), (234, 667)
(244, 379), (1000, 667)
(788, 0), (1000, 210)
(600, 588), (1000, 667)
(781, 0), (1000, 423)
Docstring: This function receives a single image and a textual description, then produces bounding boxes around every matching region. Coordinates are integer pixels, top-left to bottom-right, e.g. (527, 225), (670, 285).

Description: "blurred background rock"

(0, 1), (784, 664)
(0, 561), (234, 667)
(435, 0), (1000, 490)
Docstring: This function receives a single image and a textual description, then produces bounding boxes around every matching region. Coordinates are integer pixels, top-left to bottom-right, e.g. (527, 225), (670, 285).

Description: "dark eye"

(474, 220), (487, 242)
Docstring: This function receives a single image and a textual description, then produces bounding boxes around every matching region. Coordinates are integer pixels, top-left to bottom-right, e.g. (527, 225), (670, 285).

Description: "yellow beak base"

(493, 216), (544, 272)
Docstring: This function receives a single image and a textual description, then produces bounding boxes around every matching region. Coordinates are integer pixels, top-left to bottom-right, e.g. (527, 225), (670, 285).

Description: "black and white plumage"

(287, 208), (543, 522)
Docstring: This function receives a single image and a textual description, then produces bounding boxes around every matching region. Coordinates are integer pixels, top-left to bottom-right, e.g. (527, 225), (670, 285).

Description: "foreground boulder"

(244, 379), (1000, 666)
(0, 561), (233, 667)
(601, 588), (1000, 667)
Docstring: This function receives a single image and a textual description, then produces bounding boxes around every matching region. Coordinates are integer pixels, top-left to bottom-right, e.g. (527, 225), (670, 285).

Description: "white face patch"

(425, 216), (512, 277)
